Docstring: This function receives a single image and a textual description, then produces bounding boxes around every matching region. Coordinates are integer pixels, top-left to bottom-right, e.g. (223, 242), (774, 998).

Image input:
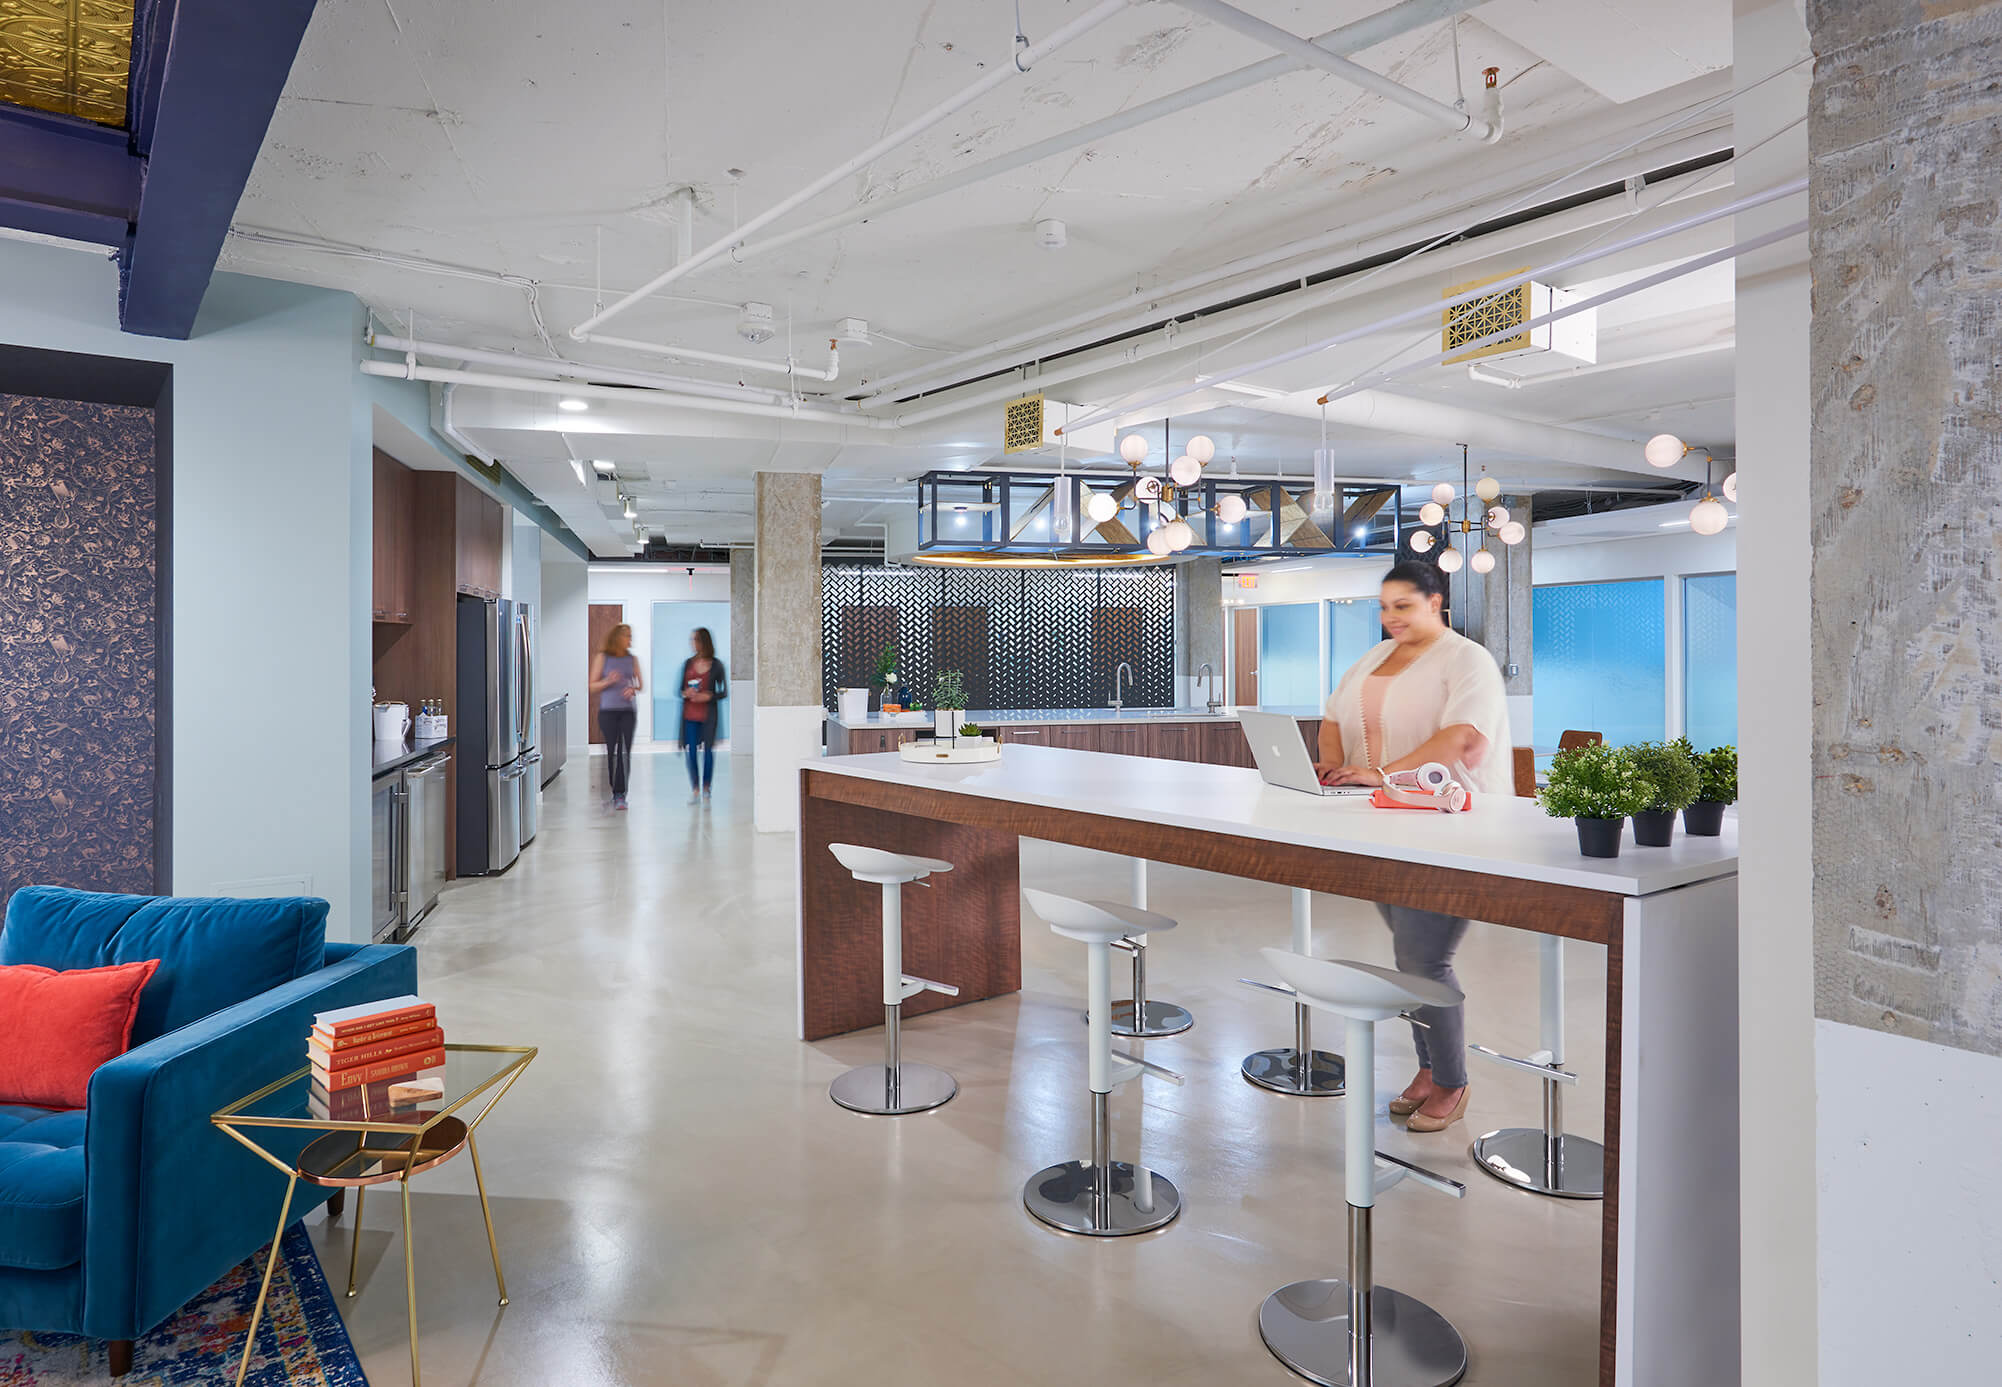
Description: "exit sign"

(1237, 574), (1259, 589)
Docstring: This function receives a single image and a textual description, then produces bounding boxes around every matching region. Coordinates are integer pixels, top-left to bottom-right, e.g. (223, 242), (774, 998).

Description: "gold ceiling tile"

(0, 0), (134, 128)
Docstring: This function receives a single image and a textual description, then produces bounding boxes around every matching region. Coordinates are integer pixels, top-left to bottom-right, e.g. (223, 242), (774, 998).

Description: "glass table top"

(213, 1044), (535, 1137)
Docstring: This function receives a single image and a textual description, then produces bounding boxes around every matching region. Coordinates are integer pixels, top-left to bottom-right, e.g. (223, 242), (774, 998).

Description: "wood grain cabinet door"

(998, 725), (1048, 748)
(1045, 724), (1101, 752)
(1099, 724), (1150, 758)
(1202, 721), (1257, 767)
(1152, 723), (1198, 761)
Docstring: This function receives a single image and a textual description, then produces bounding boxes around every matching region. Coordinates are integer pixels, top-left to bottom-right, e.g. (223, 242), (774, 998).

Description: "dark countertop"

(372, 735), (456, 779)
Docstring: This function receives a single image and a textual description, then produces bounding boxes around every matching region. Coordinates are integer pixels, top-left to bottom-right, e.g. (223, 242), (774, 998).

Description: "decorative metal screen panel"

(1442, 268), (1531, 364)
(1002, 393), (1044, 454)
(823, 563), (1175, 711)
(0, 0), (133, 126)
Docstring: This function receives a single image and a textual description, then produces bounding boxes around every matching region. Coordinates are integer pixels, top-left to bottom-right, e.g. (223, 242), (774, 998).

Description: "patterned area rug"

(0, 1224), (366, 1385)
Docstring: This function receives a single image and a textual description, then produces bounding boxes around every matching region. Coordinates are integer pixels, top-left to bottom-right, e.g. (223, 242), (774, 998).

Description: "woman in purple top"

(589, 624), (642, 809)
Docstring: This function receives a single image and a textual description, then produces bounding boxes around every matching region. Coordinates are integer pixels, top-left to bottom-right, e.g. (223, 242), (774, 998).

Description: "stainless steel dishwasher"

(401, 752), (451, 934)
(370, 775), (398, 942)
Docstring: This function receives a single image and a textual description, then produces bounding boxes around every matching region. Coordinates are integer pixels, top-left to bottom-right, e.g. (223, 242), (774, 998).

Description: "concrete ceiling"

(217, 0), (1741, 555)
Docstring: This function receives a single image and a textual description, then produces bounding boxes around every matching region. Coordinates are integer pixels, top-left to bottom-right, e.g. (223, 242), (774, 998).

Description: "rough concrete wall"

(1809, 0), (2002, 1055)
(730, 549), (755, 682)
(1481, 494), (1532, 694)
(1177, 557), (1224, 682)
(754, 473), (822, 707)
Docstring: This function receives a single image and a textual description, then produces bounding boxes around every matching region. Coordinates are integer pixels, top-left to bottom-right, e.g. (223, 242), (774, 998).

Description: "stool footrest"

(1468, 1043), (1577, 1084)
(899, 974), (959, 1001)
(1238, 977), (1297, 998)
(1109, 1049), (1184, 1086)
(1373, 1149), (1466, 1199)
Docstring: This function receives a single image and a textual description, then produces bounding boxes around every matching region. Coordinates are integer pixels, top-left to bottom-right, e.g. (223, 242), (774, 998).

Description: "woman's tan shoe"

(1404, 1085), (1470, 1133)
(1388, 1094), (1424, 1116)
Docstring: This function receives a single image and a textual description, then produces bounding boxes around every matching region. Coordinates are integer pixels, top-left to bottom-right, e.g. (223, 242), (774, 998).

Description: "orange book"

(312, 1048), (446, 1091)
(312, 997), (434, 1039)
(312, 1016), (437, 1053)
(309, 1027), (444, 1074)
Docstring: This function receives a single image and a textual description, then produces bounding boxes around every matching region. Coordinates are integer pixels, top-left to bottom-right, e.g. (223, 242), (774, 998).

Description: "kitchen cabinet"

(372, 450), (415, 623)
(830, 725), (921, 754)
(997, 724), (1100, 751)
(1150, 722), (1198, 762)
(455, 478), (504, 598)
(1202, 721), (1257, 768)
(1097, 724), (1153, 759)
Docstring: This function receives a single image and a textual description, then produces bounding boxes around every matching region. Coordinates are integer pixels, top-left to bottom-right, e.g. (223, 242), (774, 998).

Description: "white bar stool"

(1254, 947), (1470, 1387)
(1241, 887), (1347, 1096)
(1467, 934), (1604, 1199)
(1084, 859), (1194, 1038)
(826, 843), (961, 1116)
(1024, 887), (1184, 1237)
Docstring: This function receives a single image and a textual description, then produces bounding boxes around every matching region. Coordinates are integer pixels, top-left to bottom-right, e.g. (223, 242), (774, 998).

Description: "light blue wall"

(0, 239), (376, 941)
(1258, 602), (1321, 707)
(1532, 579), (1667, 748)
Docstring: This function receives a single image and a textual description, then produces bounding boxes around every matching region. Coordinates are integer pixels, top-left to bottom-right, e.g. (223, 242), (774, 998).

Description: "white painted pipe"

(1170, 0), (1498, 140)
(1292, 888), (1312, 956)
(358, 360), (900, 430)
(727, 0), (1490, 289)
(882, 883), (903, 1007)
(1346, 1016), (1376, 1208)
(1055, 177), (1806, 435)
(575, 330), (840, 382)
(569, 0), (1139, 337)
(366, 332), (796, 404)
(858, 120), (1731, 402)
(1540, 934), (1565, 1068)
(1088, 940), (1114, 1095)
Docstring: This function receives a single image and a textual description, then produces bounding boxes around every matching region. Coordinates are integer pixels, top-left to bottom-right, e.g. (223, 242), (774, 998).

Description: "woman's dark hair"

(1383, 559), (1449, 601)
(691, 626), (716, 660)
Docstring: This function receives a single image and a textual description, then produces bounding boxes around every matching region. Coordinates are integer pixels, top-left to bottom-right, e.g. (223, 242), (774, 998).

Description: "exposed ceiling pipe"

(366, 331), (797, 404)
(574, 329), (839, 382)
(1055, 177), (1807, 434)
(865, 141), (1734, 407)
(568, 0), (1140, 338)
(720, 0), (1490, 284)
(360, 360), (901, 430)
(1168, 0), (1500, 141)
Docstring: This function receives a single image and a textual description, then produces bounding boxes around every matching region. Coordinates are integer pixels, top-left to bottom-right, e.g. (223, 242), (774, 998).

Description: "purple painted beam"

(0, 106), (139, 246)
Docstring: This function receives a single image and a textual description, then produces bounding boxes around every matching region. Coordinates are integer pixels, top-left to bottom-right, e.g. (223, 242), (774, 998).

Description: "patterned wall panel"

(0, 391), (160, 913)
(822, 562), (1176, 711)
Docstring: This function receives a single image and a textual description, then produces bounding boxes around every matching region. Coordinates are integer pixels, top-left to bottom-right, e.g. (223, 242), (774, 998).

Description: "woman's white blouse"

(1322, 629), (1514, 796)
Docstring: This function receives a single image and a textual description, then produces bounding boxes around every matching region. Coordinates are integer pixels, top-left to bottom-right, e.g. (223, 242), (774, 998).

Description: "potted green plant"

(931, 670), (968, 742)
(871, 641), (899, 711)
(1624, 741), (1700, 846)
(1538, 742), (1655, 858)
(1684, 744), (1737, 836)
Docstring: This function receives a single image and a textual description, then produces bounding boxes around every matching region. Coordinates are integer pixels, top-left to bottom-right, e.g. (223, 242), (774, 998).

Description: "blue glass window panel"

(1327, 600), (1383, 688)
(1682, 574), (1737, 750)
(651, 600), (732, 741)
(1531, 580), (1664, 748)
(1259, 602), (1321, 707)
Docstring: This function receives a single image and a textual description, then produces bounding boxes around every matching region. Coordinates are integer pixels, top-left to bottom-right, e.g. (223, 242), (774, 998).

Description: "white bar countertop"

(829, 705), (1322, 730)
(807, 743), (1737, 898)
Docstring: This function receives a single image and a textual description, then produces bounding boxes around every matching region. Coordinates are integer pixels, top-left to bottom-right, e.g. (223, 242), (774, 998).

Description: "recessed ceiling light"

(558, 397), (589, 412)
(591, 459), (616, 474)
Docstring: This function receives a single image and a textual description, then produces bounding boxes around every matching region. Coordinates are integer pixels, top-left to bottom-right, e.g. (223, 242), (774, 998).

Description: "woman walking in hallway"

(591, 623), (641, 809)
(1314, 560), (1512, 1133)
(678, 626), (727, 803)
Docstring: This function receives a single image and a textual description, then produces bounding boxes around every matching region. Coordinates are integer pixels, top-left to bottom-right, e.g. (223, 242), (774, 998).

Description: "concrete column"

(753, 473), (823, 831)
(1808, 2), (2002, 1380)
(730, 549), (756, 756)
(1478, 495), (1532, 743)
(1176, 557), (1224, 707)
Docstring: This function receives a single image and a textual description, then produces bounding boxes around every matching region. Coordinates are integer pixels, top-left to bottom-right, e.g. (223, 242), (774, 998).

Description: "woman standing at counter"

(1315, 560), (1512, 1132)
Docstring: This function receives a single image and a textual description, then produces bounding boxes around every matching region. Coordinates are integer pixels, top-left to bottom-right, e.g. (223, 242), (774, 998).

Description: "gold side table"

(212, 1043), (537, 1387)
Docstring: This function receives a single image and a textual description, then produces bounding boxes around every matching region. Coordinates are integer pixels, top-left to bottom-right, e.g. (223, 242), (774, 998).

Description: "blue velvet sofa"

(0, 886), (417, 1372)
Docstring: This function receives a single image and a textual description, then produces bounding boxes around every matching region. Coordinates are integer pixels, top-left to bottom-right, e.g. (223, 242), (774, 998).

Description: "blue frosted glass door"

(1682, 574), (1737, 749)
(1531, 580), (1665, 747)
(1258, 603), (1321, 708)
(651, 601), (732, 742)
(1327, 599), (1382, 688)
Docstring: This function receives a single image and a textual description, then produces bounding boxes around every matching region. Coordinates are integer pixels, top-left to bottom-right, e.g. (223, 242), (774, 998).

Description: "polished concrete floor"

(312, 746), (1605, 1386)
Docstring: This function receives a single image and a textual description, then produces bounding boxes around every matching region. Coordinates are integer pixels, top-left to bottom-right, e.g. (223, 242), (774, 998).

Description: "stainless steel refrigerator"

(456, 595), (540, 874)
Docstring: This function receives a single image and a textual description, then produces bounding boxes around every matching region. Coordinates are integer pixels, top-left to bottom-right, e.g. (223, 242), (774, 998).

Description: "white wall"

(584, 564), (732, 742)
(0, 239), (374, 941)
(540, 548), (589, 749)
(1533, 527), (1736, 585)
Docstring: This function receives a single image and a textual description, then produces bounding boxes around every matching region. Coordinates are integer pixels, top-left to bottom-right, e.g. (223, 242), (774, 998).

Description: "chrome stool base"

(1095, 999), (1194, 1038)
(1023, 1160), (1181, 1237)
(1259, 1279), (1468, 1387)
(828, 1062), (957, 1116)
(1471, 1128), (1604, 1200)
(1242, 1047), (1346, 1096)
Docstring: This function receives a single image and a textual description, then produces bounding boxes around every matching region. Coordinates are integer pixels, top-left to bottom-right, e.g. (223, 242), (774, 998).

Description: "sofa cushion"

(0, 1104), (87, 1270)
(0, 887), (327, 1044)
(0, 960), (160, 1108)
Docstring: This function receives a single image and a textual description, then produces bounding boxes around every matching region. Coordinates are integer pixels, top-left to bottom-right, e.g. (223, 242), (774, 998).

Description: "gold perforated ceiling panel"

(0, 0), (133, 127)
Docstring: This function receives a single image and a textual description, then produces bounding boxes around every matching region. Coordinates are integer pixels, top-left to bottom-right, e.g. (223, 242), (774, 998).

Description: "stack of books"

(307, 995), (446, 1121)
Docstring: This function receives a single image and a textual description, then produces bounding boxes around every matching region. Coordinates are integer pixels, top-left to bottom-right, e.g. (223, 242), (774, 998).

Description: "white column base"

(731, 680), (756, 755)
(755, 704), (825, 833)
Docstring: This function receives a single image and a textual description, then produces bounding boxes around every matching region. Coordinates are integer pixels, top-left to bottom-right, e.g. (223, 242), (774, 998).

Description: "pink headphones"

(1377, 762), (1470, 813)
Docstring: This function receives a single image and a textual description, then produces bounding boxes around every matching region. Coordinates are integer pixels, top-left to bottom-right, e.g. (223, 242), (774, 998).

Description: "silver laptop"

(1240, 709), (1373, 798)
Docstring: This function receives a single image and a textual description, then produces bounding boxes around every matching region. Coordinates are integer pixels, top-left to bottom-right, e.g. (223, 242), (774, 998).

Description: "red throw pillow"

(0, 960), (161, 1109)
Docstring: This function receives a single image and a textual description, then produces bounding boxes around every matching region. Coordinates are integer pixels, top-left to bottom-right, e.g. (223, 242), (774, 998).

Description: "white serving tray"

(898, 735), (1001, 764)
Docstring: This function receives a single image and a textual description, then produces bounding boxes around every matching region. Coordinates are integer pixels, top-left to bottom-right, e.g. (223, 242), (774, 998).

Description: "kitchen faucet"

(1110, 661), (1134, 711)
(1197, 662), (1222, 714)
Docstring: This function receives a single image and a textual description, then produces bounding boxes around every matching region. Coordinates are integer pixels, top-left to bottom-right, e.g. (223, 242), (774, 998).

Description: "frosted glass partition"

(1327, 599), (1382, 687)
(1531, 580), (1665, 749)
(1682, 573), (1738, 750)
(1258, 602), (1321, 707)
(651, 600), (732, 742)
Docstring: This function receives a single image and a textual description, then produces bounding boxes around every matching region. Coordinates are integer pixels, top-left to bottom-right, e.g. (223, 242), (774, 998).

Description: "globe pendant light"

(1408, 529), (1435, 554)
(1499, 519), (1527, 545)
(1119, 434), (1150, 464)
(1146, 526), (1173, 556)
(1419, 501), (1445, 527)
(1169, 454), (1201, 487)
(1690, 496), (1729, 535)
(1431, 482), (1456, 505)
(1135, 474), (1163, 502)
(1085, 489), (1118, 524)
(1437, 545), (1464, 573)
(1644, 433), (1686, 467)
(1470, 547), (1496, 574)
(1474, 475), (1502, 502)
(1186, 434), (1216, 464)
(1164, 518), (1195, 551)
(1486, 505), (1510, 528)
(1216, 492), (1248, 525)
(1722, 471), (1738, 502)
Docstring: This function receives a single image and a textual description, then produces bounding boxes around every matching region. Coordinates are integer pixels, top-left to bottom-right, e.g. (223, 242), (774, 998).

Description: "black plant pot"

(1631, 809), (1677, 847)
(1684, 801), (1727, 836)
(1575, 817), (1624, 858)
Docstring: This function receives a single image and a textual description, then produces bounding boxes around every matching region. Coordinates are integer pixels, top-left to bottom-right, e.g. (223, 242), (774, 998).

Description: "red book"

(309, 1027), (444, 1074)
(310, 1065), (444, 1121)
(312, 996), (434, 1039)
(313, 1016), (437, 1053)
(313, 1048), (447, 1091)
